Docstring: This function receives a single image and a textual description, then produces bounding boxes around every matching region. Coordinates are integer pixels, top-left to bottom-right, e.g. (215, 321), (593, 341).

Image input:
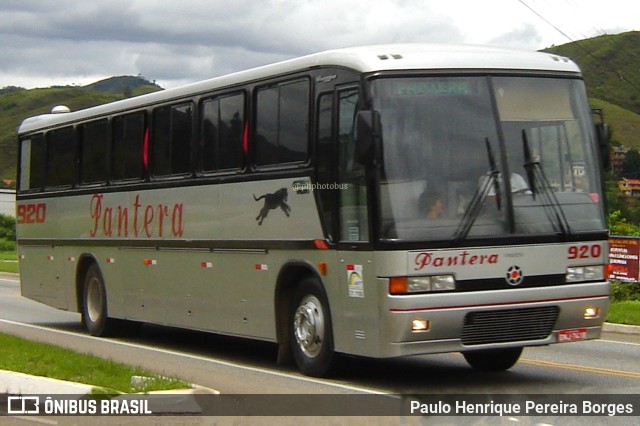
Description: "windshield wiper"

(452, 138), (501, 245)
(521, 130), (572, 236)
(486, 138), (501, 211)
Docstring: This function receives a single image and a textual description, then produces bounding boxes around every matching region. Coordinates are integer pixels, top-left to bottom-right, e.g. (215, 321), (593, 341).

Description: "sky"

(1, 0), (638, 90)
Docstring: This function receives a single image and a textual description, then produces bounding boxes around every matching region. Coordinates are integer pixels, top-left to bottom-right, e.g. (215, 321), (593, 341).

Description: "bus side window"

(46, 126), (77, 188)
(338, 89), (368, 242)
(152, 102), (193, 176)
(112, 112), (146, 181)
(255, 79), (309, 167)
(316, 92), (336, 240)
(202, 93), (245, 172)
(19, 134), (46, 191)
(80, 119), (110, 184)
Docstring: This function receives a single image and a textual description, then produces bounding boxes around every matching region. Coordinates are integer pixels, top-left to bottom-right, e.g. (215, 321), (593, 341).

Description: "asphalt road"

(1, 274), (639, 425)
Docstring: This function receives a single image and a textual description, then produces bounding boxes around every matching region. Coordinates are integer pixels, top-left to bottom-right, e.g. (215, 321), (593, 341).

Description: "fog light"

(412, 319), (430, 332)
(584, 307), (600, 319)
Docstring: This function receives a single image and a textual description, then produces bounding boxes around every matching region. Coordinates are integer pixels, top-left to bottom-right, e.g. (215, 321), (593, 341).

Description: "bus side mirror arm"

(355, 110), (382, 167)
(597, 123), (610, 171)
(592, 108), (610, 171)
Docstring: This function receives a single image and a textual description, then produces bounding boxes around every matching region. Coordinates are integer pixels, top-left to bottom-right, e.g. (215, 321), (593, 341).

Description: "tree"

(0, 213), (15, 241)
(622, 149), (640, 178)
(610, 210), (640, 236)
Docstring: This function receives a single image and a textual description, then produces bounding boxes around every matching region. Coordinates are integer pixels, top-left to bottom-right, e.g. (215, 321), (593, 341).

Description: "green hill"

(543, 31), (640, 115)
(84, 75), (162, 96)
(0, 77), (162, 183)
(589, 98), (640, 150)
(543, 31), (640, 150)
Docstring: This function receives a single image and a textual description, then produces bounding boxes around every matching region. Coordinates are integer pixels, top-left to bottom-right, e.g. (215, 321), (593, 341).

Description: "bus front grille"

(461, 306), (559, 346)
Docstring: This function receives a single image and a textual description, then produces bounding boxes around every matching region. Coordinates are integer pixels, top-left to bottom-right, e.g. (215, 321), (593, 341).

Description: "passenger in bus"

(419, 187), (444, 219)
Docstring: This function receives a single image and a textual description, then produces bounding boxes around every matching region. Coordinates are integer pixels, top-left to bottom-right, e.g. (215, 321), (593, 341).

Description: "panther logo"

(253, 188), (291, 225)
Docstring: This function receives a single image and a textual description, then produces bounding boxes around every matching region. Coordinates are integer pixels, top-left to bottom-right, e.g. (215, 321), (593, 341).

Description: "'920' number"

(568, 244), (602, 260)
(17, 203), (47, 224)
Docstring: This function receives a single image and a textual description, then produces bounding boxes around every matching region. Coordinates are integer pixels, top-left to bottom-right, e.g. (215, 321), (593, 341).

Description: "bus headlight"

(431, 275), (456, 291)
(408, 277), (431, 293)
(566, 265), (604, 283)
(390, 275), (456, 294)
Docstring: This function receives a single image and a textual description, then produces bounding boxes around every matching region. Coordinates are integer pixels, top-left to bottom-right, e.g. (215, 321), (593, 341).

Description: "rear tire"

(81, 263), (121, 336)
(463, 347), (523, 371)
(289, 277), (335, 377)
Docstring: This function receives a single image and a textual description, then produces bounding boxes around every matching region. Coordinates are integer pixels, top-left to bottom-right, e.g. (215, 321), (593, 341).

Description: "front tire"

(81, 263), (120, 336)
(463, 347), (523, 371)
(289, 277), (335, 377)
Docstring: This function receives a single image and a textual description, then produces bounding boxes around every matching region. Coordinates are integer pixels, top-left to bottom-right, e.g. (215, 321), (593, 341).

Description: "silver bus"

(16, 44), (610, 377)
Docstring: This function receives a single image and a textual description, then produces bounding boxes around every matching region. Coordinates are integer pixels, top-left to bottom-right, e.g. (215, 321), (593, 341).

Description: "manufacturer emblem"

(506, 265), (524, 286)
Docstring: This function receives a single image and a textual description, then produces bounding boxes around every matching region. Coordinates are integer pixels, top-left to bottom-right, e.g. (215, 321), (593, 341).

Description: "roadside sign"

(609, 236), (639, 282)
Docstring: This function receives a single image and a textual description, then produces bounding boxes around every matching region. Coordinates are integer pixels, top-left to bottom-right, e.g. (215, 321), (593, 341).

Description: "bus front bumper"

(379, 281), (609, 358)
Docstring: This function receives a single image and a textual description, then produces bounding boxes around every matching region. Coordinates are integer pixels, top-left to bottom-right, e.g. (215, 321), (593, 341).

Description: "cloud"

(1, 0), (467, 88)
(0, 0), (637, 89)
(488, 23), (545, 49)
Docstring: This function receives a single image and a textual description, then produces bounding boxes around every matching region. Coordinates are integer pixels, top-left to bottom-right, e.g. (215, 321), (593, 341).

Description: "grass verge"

(606, 301), (640, 326)
(0, 332), (191, 393)
(0, 250), (18, 274)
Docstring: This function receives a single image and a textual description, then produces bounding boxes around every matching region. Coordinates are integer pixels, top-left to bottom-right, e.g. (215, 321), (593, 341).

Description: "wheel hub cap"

(293, 296), (324, 358)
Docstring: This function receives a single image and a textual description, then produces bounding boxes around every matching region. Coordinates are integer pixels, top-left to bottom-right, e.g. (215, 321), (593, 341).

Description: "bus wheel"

(463, 347), (523, 371)
(81, 263), (117, 336)
(289, 277), (335, 377)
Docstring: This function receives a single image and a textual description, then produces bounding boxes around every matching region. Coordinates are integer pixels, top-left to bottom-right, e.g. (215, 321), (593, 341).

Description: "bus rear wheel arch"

(80, 262), (123, 336)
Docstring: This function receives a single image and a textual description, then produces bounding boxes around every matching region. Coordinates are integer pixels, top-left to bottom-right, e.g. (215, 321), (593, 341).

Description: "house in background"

(611, 145), (631, 178)
(618, 178), (640, 197)
(0, 189), (15, 217)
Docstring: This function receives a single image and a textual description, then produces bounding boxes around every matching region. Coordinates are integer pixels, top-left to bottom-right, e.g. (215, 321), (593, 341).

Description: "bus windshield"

(372, 76), (606, 243)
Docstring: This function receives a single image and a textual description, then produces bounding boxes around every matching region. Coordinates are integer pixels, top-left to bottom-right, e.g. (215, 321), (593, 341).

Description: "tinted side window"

(112, 112), (146, 180)
(255, 79), (309, 166)
(19, 134), (46, 191)
(80, 119), (109, 184)
(316, 93), (336, 240)
(152, 103), (193, 176)
(337, 89), (368, 242)
(46, 126), (76, 187)
(279, 81), (309, 163)
(255, 87), (279, 166)
(202, 93), (244, 171)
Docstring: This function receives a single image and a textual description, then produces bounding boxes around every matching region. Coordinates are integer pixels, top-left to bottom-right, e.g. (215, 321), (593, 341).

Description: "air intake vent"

(377, 53), (403, 60)
(461, 306), (559, 346)
(51, 105), (71, 114)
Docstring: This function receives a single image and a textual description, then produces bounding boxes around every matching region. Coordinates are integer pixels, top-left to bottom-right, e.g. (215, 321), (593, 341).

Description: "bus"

(16, 44), (610, 377)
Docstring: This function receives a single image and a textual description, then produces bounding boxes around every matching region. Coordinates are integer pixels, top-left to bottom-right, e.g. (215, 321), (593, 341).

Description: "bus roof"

(18, 43), (581, 135)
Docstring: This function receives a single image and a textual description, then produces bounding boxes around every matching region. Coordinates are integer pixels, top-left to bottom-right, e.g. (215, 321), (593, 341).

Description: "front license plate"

(558, 328), (587, 343)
